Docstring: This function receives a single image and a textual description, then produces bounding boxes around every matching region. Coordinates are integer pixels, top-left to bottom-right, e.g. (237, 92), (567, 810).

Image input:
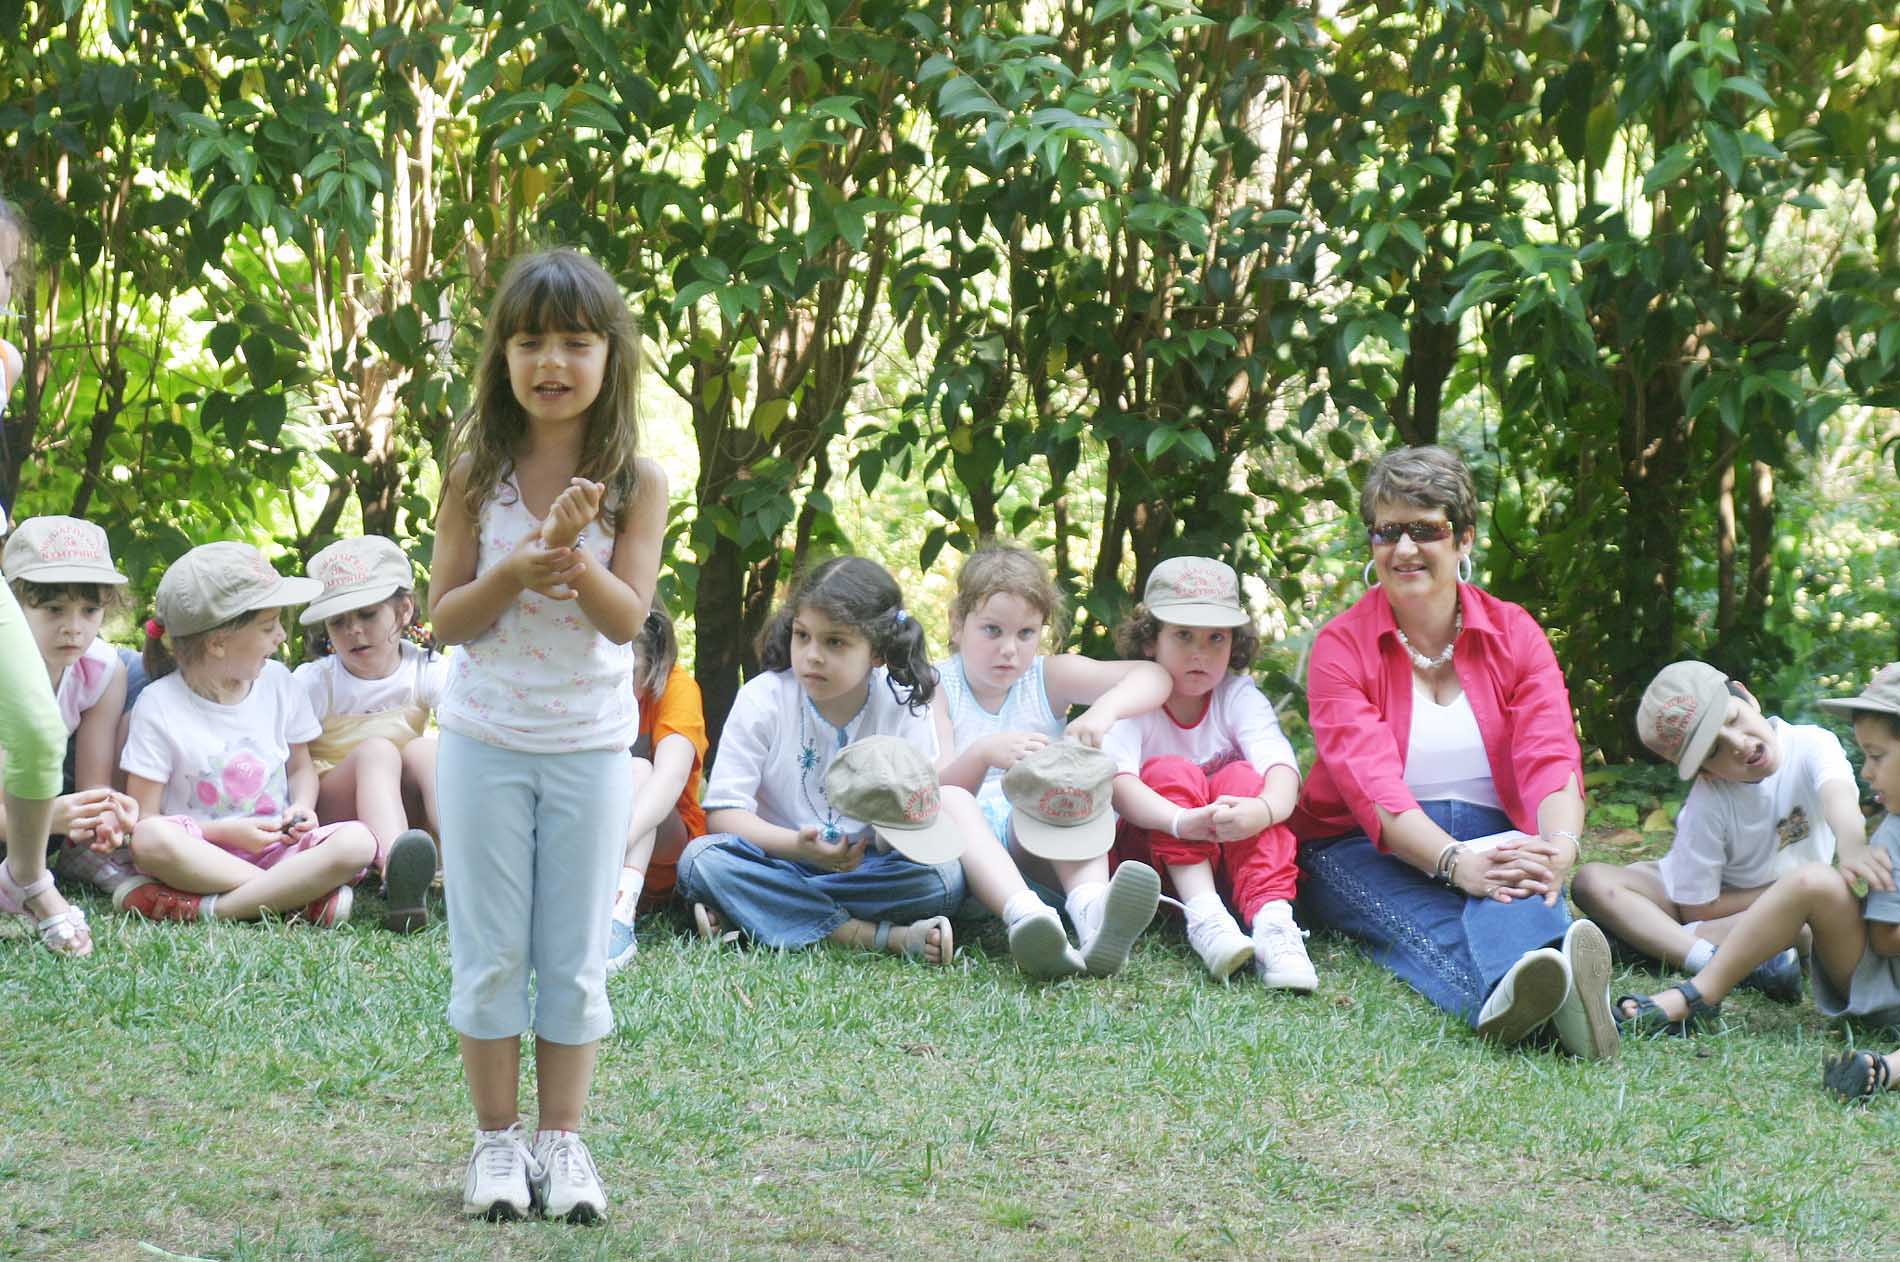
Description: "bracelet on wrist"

(1433, 841), (1466, 886)
(1546, 829), (1581, 863)
(1169, 808), (1185, 839)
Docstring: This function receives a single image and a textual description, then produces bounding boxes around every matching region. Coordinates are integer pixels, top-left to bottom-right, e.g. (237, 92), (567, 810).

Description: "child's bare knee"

(324, 823), (378, 872)
(130, 819), (182, 867)
(354, 737), (402, 770)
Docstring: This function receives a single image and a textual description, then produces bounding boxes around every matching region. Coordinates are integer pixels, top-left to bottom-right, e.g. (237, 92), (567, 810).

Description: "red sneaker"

(293, 885), (353, 928)
(113, 877), (205, 922)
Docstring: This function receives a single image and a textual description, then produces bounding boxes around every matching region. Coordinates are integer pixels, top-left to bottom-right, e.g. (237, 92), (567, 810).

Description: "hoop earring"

(1363, 559), (1378, 586)
(1457, 554), (1473, 584)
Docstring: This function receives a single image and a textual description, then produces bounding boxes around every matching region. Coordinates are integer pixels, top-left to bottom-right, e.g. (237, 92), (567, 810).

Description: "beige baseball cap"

(301, 536), (414, 626)
(1144, 556), (1249, 628)
(1637, 660), (1733, 779)
(155, 541), (325, 637)
(824, 735), (967, 864)
(1817, 664), (1900, 722)
(1002, 740), (1117, 861)
(2, 516), (129, 585)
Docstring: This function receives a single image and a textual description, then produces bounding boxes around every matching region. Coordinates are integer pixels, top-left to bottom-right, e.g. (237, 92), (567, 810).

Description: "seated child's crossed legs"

(129, 815), (375, 920)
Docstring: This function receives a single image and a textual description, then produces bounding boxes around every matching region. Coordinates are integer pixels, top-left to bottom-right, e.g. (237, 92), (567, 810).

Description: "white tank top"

(437, 475), (637, 753)
(936, 654), (1065, 812)
(1402, 679), (1501, 809)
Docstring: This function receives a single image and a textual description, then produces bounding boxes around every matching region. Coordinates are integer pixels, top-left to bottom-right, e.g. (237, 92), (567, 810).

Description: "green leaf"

(1642, 144), (1696, 195)
(1721, 75), (1774, 108)
(938, 77), (1004, 121)
(1706, 123), (1742, 189)
(1144, 427), (1178, 461)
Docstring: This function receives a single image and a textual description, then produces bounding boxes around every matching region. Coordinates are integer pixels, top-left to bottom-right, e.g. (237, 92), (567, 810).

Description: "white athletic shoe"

(1251, 901), (1318, 993)
(1186, 904), (1254, 981)
(533, 1130), (606, 1224)
(462, 1123), (536, 1220)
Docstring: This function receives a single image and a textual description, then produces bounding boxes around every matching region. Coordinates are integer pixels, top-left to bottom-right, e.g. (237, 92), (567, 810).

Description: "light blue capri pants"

(1, 582), (65, 802)
(438, 730), (632, 1045)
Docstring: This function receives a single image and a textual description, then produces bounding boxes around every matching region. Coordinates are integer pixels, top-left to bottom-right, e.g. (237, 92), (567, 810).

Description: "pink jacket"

(1288, 584), (1582, 848)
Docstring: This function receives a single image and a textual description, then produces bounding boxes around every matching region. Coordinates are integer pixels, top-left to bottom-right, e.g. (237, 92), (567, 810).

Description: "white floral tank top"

(437, 476), (638, 753)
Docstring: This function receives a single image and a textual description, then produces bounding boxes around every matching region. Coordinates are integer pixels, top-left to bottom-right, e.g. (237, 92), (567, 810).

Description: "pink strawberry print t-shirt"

(120, 661), (322, 821)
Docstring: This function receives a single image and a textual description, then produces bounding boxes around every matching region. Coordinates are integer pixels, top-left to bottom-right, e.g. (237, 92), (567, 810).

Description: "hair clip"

(893, 609), (909, 625)
(144, 617), (165, 640)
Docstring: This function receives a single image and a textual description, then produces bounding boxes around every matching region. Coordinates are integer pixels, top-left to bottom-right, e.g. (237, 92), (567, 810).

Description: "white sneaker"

(1185, 904), (1254, 981)
(1476, 947), (1570, 1047)
(462, 1123), (535, 1220)
(1550, 919), (1619, 1060)
(605, 892), (638, 975)
(533, 1130), (606, 1224)
(1007, 905), (1085, 979)
(1251, 901), (1318, 993)
(1079, 862), (1161, 977)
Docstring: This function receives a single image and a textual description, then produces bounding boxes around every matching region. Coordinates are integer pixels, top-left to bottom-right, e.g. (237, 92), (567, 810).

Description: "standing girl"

(295, 535), (444, 932)
(932, 543), (1172, 976)
(1104, 557), (1317, 990)
(0, 192), (87, 957)
(430, 249), (665, 1223)
(3, 517), (140, 894)
(607, 599), (708, 971)
(116, 542), (376, 927)
(680, 555), (1081, 977)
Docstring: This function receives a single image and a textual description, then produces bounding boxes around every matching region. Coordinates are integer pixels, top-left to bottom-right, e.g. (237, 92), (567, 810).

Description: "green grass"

(8, 831), (1900, 1261)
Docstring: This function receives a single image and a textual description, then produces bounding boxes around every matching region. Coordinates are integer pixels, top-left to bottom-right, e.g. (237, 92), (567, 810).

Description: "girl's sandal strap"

(872, 921), (894, 953)
(0, 858), (55, 912)
(36, 905), (92, 957)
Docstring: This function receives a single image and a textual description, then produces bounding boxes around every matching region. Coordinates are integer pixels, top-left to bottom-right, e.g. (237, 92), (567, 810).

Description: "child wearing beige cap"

(1103, 557), (1316, 990)
(2, 516), (141, 906)
(114, 541), (376, 928)
(1573, 660), (1876, 1003)
(1613, 665), (1900, 1066)
(295, 535), (444, 932)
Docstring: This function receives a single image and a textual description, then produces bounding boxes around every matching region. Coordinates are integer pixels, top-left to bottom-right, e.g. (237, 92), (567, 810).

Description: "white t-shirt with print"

(702, 668), (939, 836)
(1658, 719), (1855, 904)
(1101, 673), (1297, 779)
(121, 661), (322, 822)
(293, 641), (449, 721)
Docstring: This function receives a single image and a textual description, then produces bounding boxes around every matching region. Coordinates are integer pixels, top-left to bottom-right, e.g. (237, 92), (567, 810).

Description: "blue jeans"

(1298, 800), (1572, 1027)
(677, 834), (966, 949)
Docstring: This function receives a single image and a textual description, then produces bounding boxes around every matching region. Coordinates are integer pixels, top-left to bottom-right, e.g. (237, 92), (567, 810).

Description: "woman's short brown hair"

(1359, 445), (1479, 536)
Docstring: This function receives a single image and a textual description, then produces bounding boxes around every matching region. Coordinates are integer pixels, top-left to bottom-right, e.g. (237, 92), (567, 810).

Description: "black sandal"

(1613, 979), (1721, 1037)
(1823, 1049), (1893, 1102)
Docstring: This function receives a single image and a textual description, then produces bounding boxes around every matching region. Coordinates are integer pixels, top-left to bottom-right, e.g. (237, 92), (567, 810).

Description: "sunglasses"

(1367, 520), (1456, 546)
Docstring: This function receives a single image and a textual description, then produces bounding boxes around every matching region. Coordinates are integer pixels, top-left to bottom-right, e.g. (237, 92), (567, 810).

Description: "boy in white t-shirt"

(1572, 660), (1876, 1001)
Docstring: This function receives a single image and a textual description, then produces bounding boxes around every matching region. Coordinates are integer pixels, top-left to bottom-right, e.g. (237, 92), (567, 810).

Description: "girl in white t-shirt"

(682, 554), (1082, 977)
(296, 535), (446, 932)
(116, 542), (376, 927)
(1103, 557), (1315, 989)
(932, 543), (1172, 976)
(2, 517), (140, 904)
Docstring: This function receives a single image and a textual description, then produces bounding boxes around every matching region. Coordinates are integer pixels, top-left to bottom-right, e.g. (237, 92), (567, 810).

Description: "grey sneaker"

(462, 1123), (535, 1220)
(1079, 861), (1161, 977)
(1477, 947), (1570, 1047)
(1738, 947), (1803, 1004)
(533, 1130), (606, 1224)
(1551, 919), (1620, 1060)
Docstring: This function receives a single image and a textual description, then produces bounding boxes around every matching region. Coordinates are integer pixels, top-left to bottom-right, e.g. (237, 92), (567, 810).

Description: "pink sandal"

(0, 858), (93, 957)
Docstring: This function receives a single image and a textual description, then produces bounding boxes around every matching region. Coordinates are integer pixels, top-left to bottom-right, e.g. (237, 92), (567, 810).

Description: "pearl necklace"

(1396, 603), (1462, 671)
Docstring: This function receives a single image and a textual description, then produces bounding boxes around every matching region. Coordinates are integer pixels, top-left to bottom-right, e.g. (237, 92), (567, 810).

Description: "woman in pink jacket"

(1290, 446), (1618, 1059)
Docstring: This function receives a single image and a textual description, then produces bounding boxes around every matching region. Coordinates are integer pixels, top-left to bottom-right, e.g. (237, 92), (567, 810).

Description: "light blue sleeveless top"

(936, 654), (1066, 841)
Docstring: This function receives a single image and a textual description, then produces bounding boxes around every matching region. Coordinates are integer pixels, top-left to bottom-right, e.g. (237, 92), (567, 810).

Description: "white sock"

(1183, 893), (1227, 925)
(614, 866), (645, 912)
(1002, 890), (1046, 926)
(1065, 881), (1107, 938)
(1684, 937), (1716, 971)
(199, 893), (220, 922)
(1251, 899), (1294, 935)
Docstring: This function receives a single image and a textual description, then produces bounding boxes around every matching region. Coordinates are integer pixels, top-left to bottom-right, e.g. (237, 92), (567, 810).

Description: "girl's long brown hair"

(446, 248), (643, 526)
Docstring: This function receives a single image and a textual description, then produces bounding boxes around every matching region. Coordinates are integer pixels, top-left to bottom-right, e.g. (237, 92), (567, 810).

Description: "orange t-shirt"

(638, 663), (708, 842)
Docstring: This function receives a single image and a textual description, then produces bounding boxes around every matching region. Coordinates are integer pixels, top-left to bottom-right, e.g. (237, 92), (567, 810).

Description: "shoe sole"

(545, 1199), (604, 1225)
(1477, 951), (1569, 1046)
(605, 928), (638, 974)
(1206, 939), (1255, 982)
(1082, 862), (1161, 977)
(465, 1197), (532, 1221)
(1257, 959), (1319, 993)
(1554, 920), (1620, 1061)
(1009, 910), (1083, 979)
(381, 831), (435, 933)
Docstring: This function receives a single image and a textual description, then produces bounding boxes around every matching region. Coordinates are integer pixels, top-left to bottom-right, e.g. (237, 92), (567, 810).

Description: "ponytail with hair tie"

(144, 617), (165, 640)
